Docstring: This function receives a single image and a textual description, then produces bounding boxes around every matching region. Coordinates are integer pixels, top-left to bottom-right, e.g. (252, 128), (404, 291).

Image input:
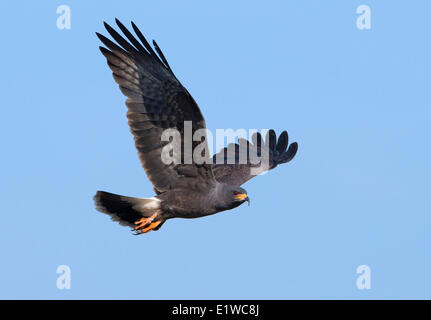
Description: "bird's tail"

(94, 191), (164, 233)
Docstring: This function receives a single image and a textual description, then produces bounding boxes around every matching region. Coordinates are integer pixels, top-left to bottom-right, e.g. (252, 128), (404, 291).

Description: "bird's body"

(158, 183), (244, 218)
(94, 20), (298, 234)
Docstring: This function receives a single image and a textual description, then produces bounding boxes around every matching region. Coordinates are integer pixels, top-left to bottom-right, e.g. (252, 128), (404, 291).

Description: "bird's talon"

(133, 213), (160, 233)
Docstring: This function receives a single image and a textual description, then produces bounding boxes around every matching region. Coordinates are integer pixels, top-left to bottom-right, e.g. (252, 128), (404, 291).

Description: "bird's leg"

(141, 220), (162, 233)
(134, 213), (161, 234)
(134, 213), (156, 229)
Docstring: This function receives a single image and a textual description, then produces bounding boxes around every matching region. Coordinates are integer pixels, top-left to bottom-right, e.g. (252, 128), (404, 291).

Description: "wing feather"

(98, 20), (215, 192)
(212, 130), (298, 186)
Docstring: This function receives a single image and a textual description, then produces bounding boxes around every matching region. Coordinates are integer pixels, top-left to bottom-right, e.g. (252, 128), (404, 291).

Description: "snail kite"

(94, 20), (298, 234)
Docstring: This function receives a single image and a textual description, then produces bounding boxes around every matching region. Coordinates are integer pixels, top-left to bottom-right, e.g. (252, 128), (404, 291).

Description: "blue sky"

(1, 1), (430, 299)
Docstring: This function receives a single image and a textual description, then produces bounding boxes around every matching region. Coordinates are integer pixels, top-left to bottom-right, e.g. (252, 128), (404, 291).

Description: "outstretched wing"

(212, 130), (298, 186)
(97, 19), (215, 193)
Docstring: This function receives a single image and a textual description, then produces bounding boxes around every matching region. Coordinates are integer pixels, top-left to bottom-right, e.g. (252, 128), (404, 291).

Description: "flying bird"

(94, 20), (298, 234)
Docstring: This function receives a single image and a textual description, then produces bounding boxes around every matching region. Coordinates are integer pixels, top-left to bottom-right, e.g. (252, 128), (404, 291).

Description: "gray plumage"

(94, 20), (298, 234)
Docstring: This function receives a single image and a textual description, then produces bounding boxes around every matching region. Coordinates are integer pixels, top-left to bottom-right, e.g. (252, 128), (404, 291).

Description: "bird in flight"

(94, 19), (298, 234)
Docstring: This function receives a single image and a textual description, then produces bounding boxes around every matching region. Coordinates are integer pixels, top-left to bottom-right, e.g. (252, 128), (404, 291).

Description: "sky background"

(1, 1), (430, 299)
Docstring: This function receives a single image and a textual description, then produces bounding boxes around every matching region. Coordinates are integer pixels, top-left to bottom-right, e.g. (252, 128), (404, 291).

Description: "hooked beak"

(234, 193), (250, 206)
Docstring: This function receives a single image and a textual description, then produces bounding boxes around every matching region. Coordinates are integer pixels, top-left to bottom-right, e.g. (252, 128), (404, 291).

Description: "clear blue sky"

(1, 1), (430, 299)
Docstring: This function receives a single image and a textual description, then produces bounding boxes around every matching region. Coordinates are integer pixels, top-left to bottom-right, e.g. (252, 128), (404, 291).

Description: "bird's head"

(221, 185), (250, 209)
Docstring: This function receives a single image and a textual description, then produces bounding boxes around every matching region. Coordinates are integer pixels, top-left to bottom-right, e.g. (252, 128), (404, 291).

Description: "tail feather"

(94, 191), (161, 228)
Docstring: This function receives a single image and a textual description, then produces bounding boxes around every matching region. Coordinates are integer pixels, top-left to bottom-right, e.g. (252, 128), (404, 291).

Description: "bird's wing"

(97, 20), (215, 193)
(211, 130), (298, 186)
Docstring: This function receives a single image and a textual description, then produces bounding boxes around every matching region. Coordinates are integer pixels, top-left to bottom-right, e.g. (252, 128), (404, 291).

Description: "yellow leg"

(134, 213), (157, 230)
(134, 213), (162, 234)
(141, 220), (162, 233)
